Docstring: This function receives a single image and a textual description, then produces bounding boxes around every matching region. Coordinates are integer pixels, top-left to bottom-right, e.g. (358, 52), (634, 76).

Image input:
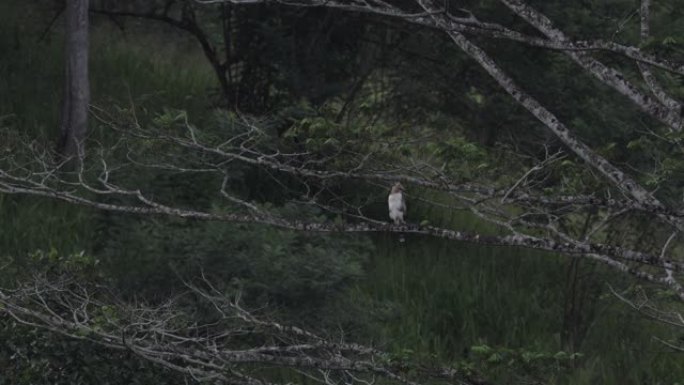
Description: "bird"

(388, 182), (406, 224)
(388, 182), (407, 242)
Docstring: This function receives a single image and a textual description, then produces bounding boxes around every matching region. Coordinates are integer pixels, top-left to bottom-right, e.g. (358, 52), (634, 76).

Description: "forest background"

(1, 0), (684, 384)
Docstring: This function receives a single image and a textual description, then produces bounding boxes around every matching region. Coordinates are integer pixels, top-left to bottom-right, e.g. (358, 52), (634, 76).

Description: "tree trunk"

(58, 0), (89, 162)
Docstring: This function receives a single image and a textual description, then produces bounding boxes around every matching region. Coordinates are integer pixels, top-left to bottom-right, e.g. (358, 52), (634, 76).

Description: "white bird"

(388, 182), (406, 225)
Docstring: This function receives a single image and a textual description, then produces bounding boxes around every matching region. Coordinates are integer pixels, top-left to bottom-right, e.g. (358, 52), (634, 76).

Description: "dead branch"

(0, 272), (487, 385)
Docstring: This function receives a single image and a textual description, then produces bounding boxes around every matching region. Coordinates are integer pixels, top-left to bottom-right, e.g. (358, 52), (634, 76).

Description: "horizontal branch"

(109, 127), (684, 219)
(1, 177), (681, 299)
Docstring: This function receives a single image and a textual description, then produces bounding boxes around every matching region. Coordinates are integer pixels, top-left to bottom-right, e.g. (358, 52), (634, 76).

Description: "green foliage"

(427, 136), (489, 180)
(94, 205), (372, 322)
(467, 344), (583, 382)
(0, 251), (177, 385)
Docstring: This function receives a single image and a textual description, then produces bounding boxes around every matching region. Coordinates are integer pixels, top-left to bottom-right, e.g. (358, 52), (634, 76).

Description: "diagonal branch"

(197, 0), (684, 76)
(414, 1), (668, 215)
(637, 0), (682, 115)
(499, 0), (682, 132)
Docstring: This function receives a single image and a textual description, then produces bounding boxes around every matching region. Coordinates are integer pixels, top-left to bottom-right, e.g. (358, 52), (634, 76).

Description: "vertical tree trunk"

(58, 0), (89, 162)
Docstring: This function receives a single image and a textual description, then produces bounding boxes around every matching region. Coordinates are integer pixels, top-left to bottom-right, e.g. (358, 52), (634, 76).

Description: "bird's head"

(391, 182), (404, 193)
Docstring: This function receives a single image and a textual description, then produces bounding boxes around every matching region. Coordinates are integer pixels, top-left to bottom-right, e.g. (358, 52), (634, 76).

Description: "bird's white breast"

(388, 192), (404, 220)
(388, 192), (403, 210)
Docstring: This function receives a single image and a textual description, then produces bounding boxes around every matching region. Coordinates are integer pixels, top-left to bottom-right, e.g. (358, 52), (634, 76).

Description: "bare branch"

(637, 0), (682, 116)
(499, 0), (682, 131)
(0, 273), (485, 385)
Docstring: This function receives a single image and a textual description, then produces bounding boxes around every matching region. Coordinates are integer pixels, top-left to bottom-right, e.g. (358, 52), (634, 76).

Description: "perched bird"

(388, 182), (406, 225)
(388, 182), (406, 242)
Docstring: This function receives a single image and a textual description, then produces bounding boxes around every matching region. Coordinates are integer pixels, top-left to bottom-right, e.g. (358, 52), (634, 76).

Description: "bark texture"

(58, 0), (90, 161)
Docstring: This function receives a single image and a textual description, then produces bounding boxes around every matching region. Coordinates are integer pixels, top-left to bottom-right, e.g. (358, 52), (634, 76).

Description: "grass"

(355, 230), (684, 384)
(0, 195), (93, 257)
(0, 0), (216, 257)
(355, 235), (564, 355)
(0, 1), (216, 140)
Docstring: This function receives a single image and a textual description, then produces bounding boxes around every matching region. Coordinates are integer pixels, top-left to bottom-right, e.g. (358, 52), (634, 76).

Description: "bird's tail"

(399, 234), (405, 243)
